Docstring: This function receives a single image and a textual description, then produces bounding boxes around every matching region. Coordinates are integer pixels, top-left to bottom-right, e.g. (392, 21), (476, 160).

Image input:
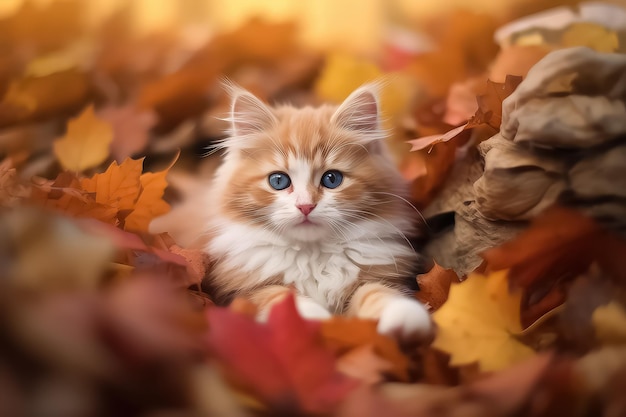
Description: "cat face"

(212, 83), (411, 243)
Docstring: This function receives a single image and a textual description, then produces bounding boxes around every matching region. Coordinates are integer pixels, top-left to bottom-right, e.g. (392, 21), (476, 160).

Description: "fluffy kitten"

(202, 83), (431, 342)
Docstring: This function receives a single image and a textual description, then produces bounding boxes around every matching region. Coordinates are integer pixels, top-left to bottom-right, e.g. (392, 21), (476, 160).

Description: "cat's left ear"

(227, 83), (277, 137)
(331, 83), (385, 143)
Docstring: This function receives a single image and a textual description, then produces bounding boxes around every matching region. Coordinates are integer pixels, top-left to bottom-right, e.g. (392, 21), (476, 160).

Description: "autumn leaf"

(30, 172), (118, 224)
(408, 75), (522, 151)
(467, 353), (555, 415)
(1, 208), (115, 291)
(321, 317), (410, 381)
(80, 158), (143, 211)
(314, 53), (382, 104)
(53, 106), (113, 172)
(0, 0), (83, 53)
(408, 134), (468, 207)
(560, 23), (619, 53)
(124, 152), (178, 232)
(0, 158), (30, 206)
(103, 275), (208, 358)
(592, 302), (626, 345)
(97, 104), (158, 162)
(335, 345), (396, 384)
(205, 295), (356, 414)
(489, 45), (551, 83)
(75, 218), (205, 289)
(482, 206), (626, 290)
(469, 75), (523, 130)
(432, 270), (535, 372)
(0, 69), (90, 127)
(25, 39), (93, 77)
(415, 261), (461, 311)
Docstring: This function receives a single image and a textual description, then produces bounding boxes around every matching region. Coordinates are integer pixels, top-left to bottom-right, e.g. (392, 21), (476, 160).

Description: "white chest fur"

(208, 221), (413, 312)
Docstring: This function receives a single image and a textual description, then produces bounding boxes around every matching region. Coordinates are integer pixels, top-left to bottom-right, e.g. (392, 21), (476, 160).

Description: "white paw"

(295, 297), (332, 320)
(377, 297), (432, 344)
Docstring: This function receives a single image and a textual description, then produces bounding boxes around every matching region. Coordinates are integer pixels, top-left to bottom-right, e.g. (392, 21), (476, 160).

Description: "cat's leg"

(249, 285), (332, 322)
(346, 283), (432, 344)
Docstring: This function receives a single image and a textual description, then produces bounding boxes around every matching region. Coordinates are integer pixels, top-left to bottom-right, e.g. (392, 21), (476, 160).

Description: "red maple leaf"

(205, 295), (356, 414)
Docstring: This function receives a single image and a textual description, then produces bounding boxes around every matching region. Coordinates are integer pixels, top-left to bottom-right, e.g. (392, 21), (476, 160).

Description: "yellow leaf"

(25, 39), (92, 77)
(314, 53), (382, 104)
(432, 270), (535, 372)
(53, 106), (113, 172)
(124, 153), (178, 232)
(592, 302), (626, 345)
(80, 158), (143, 211)
(560, 23), (619, 53)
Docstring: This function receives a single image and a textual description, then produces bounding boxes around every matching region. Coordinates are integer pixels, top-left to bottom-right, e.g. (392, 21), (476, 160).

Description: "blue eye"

(268, 172), (291, 190)
(321, 170), (343, 189)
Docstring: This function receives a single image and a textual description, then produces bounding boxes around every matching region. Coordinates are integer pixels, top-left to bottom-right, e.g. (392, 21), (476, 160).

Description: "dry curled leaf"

(408, 75), (522, 151)
(415, 261), (461, 311)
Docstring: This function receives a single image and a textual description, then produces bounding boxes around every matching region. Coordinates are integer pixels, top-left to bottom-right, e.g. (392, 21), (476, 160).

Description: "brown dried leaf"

(468, 75), (523, 130)
(415, 261), (461, 311)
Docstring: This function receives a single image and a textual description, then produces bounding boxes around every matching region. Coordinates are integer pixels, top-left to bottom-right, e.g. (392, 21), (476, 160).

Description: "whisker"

(369, 191), (430, 232)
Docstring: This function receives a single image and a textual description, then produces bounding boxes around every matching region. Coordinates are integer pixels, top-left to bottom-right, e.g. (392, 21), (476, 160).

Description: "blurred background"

(1, 0), (624, 220)
(2, 0), (621, 52)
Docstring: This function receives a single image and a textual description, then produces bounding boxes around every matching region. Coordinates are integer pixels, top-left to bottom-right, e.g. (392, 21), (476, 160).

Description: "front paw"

(295, 297), (332, 320)
(377, 297), (432, 344)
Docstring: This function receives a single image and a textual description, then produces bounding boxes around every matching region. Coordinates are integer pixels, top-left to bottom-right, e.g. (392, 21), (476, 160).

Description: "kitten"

(202, 82), (431, 342)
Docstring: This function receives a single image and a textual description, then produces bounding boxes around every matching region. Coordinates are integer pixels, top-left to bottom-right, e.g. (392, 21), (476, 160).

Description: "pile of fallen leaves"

(1, 1), (626, 416)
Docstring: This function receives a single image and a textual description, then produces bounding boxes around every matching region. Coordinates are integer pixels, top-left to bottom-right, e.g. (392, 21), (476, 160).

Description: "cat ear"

(331, 83), (384, 140)
(227, 84), (276, 137)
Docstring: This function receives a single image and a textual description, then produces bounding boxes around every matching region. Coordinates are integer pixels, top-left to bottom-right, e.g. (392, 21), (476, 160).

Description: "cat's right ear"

(226, 83), (276, 137)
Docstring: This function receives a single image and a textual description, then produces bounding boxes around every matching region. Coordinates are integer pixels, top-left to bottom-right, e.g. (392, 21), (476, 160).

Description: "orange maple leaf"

(124, 153), (178, 232)
(321, 317), (410, 381)
(80, 158), (143, 211)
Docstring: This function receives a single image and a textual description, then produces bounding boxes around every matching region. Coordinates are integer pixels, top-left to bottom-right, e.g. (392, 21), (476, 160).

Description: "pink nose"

(297, 204), (316, 216)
